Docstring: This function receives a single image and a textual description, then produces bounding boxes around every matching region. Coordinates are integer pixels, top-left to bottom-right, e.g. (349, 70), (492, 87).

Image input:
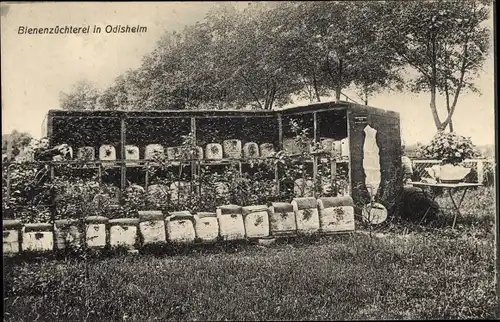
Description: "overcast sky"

(1, 2), (495, 146)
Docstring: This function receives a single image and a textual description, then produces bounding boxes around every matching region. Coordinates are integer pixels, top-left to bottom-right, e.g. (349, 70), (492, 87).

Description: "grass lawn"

(3, 186), (497, 321)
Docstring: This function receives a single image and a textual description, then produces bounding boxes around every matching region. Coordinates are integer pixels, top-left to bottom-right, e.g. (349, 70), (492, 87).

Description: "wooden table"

(408, 182), (483, 228)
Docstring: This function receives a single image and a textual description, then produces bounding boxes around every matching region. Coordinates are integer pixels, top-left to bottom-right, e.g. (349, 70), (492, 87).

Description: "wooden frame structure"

(41, 100), (403, 213)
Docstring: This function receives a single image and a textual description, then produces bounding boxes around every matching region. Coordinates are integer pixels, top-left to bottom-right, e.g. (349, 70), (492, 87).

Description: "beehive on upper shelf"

(99, 144), (116, 161)
(44, 101), (402, 217)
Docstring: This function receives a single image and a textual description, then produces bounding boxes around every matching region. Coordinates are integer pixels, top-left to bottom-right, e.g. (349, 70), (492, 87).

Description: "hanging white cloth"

(362, 125), (381, 199)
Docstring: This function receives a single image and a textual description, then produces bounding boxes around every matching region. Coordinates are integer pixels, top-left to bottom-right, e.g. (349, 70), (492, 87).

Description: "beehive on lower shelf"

(3, 220), (22, 254)
(85, 216), (108, 248)
(317, 196), (355, 233)
(138, 211), (166, 245)
(194, 212), (219, 243)
(166, 211), (196, 244)
(291, 197), (320, 234)
(217, 205), (245, 241)
(22, 223), (54, 252)
(242, 205), (270, 238)
(109, 218), (140, 248)
(54, 219), (83, 250)
(268, 202), (297, 236)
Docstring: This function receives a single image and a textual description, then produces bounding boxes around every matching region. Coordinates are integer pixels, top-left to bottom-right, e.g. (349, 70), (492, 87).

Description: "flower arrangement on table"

(416, 131), (481, 184)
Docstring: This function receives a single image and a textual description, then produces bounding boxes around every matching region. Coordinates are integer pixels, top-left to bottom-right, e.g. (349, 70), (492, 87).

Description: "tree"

(98, 2), (407, 111)
(380, 0), (491, 131)
(99, 70), (146, 111)
(266, 1), (403, 104)
(2, 130), (33, 160)
(59, 79), (102, 111)
(226, 3), (302, 109)
(268, 2), (330, 103)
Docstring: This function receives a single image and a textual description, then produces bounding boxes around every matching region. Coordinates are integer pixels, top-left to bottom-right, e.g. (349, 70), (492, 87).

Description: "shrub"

(3, 123), (352, 222)
(416, 131), (481, 165)
(482, 162), (495, 187)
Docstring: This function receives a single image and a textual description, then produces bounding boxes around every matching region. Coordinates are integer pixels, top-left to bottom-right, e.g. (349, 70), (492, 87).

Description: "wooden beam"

(190, 117), (197, 193)
(346, 110), (352, 196)
(313, 112), (318, 142)
(278, 114), (283, 151)
(120, 117), (126, 191)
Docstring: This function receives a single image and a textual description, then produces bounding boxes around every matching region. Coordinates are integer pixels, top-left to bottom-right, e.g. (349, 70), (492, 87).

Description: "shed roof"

(47, 100), (399, 119)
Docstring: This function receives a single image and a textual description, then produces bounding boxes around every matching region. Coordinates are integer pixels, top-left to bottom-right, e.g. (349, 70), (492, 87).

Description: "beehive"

(217, 205), (245, 241)
(145, 144), (165, 160)
(138, 211), (166, 245)
(193, 146), (204, 160)
(166, 211), (196, 244)
(283, 138), (311, 154)
(85, 216), (108, 248)
(242, 205), (270, 238)
(205, 143), (223, 160)
(243, 142), (260, 159)
(268, 202), (297, 236)
(22, 223), (54, 252)
(317, 196), (355, 233)
(166, 146), (183, 165)
(77, 146), (95, 161)
(340, 137), (350, 160)
(99, 144), (116, 163)
(53, 145), (73, 161)
(282, 138), (298, 154)
(291, 197), (320, 234)
(109, 218), (139, 248)
(259, 143), (275, 158)
(54, 219), (83, 250)
(3, 219), (22, 254)
(125, 145), (140, 165)
(320, 138), (336, 155)
(223, 139), (242, 159)
(194, 212), (219, 243)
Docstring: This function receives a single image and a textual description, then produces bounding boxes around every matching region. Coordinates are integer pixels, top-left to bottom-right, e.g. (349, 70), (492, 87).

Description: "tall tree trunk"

(448, 115), (454, 132)
(444, 81), (454, 132)
(444, 87), (453, 132)
(430, 33), (444, 131)
(335, 59), (343, 101)
(312, 73), (321, 102)
(440, 41), (469, 130)
(430, 85), (444, 131)
(241, 76), (263, 109)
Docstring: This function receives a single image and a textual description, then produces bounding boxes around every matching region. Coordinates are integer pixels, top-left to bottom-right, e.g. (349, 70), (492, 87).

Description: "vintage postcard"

(1, 1), (497, 321)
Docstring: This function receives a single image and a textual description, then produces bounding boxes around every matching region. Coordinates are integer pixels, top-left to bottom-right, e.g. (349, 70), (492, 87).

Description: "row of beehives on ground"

(52, 138), (350, 162)
(3, 196), (354, 255)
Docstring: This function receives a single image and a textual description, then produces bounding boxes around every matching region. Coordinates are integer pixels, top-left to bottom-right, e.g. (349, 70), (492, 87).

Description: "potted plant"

(417, 131), (481, 183)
